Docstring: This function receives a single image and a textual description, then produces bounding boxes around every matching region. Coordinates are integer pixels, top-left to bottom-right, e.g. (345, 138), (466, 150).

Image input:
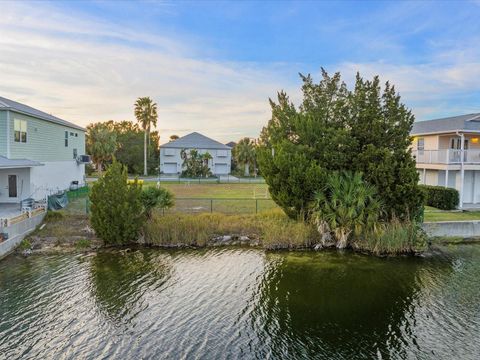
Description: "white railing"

(412, 149), (480, 164)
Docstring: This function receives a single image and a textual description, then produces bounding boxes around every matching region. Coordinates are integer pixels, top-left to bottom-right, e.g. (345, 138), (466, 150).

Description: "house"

(411, 113), (480, 208)
(0, 96), (88, 205)
(160, 132), (232, 175)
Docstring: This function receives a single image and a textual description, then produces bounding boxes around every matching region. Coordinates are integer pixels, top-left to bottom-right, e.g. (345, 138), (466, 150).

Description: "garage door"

(163, 162), (177, 174)
(214, 163), (228, 175)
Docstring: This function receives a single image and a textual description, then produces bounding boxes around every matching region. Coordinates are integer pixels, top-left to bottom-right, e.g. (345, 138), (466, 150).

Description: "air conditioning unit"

(76, 155), (91, 164)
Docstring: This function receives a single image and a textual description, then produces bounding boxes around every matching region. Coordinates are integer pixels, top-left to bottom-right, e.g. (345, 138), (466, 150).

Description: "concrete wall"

(0, 211), (45, 260)
(423, 220), (480, 238)
(160, 147), (232, 175)
(30, 160), (85, 199)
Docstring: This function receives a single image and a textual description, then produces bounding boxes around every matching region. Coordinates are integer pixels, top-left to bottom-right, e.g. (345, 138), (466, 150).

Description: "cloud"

(0, 2), (296, 143)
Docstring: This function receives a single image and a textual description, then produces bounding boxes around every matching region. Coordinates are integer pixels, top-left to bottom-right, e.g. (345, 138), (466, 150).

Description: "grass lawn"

(145, 182), (278, 214)
(424, 206), (480, 222)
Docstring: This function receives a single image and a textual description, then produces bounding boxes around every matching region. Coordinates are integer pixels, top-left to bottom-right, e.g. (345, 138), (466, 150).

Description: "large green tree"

(134, 97), (158, 176)
(257, 69), (423, 220)
(86, 122), (117, 174)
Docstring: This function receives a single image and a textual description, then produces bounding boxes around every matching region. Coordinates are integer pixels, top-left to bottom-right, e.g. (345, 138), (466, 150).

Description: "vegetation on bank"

(420, 185), (459, 210)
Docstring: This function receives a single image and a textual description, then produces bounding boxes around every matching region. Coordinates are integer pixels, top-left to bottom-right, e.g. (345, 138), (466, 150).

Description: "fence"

(162, 198), (278, 215)
(60, 186), (277, 215)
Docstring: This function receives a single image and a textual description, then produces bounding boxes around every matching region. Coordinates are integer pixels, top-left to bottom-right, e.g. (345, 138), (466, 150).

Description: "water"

(1, 246), (479, 359)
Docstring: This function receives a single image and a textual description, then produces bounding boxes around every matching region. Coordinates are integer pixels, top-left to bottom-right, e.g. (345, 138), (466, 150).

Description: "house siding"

(8, 111), (85, 161)
(0, 111), (7, 157)
(160, 147), (231, 175)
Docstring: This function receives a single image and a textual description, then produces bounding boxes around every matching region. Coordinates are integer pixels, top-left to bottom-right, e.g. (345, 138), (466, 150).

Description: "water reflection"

(90, 250), (173, 322)
(250, 251), (449, 359)
(1, 247), (479, 359)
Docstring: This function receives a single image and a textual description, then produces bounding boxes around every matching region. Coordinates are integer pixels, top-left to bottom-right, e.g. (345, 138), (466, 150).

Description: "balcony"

(412, 149), (480, 164)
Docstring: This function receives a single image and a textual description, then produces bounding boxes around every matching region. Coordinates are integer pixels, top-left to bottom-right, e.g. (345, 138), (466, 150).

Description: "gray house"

(0, 96), (87, 204)
(160, 132), (232, 175)
(411, 113), (480, 208)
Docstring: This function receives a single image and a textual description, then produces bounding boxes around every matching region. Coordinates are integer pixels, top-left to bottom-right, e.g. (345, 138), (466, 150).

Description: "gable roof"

(160, 132), (232, 150)
(0, 96), (85, 131)
(411, 113), (480, 135)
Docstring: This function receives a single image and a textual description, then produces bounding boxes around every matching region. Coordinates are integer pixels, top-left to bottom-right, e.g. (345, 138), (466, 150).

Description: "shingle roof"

(0, 96), (85, 131)
(411, 113), (480, 135)
(160, 132), (232, 150)
(0, 156), (43, 169)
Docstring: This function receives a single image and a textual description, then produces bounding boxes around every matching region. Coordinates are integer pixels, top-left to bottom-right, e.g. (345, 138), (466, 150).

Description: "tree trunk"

(335, 228), (351, 249)
(97, 161), (102, 175)
(144, 130), (147, 176)
(244, 162), (250, 176)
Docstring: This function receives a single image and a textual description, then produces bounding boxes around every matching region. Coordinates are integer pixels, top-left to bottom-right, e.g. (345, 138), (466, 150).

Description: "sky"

(1, 0), (480, 143)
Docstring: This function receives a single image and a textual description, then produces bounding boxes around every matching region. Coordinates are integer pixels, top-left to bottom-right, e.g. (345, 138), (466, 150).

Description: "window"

(70, 132), (74, 136)
(73, 148), (78, 159)
(14, 119), (27, 143)
(75, 133), (78, 137)
(417, 138), (424, 150)
(65, 131), (68, 147)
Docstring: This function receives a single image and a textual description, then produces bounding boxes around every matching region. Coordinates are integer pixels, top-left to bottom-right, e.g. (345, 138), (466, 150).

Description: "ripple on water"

(1, 246), (480, 359)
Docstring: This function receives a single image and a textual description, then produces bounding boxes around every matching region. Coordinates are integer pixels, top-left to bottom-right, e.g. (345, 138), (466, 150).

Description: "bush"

(140, 186), (174, 218)
(420, 185), (459, 210)
(312, 172), (382, 249)
(89, 160), (144, 245)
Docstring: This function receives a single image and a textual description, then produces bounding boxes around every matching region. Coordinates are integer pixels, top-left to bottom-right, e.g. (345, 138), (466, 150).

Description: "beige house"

(411, 113), (480, 208)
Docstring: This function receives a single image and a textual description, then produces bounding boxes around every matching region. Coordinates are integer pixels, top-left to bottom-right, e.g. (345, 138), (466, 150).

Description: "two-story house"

(160, 132), (232, 175)
(0, 96), (88, 204)
(411, 113), (480, 209)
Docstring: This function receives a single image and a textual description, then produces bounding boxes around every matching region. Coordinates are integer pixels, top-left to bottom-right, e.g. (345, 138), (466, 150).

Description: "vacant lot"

(147, 182), (271, 199)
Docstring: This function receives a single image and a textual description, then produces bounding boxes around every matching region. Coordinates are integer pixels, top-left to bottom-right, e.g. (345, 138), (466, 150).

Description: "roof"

(0, 96), (85, 131)
(411, 113), (480, 135)
(160, 132), (232, 150)
(0, 156), (43, 169)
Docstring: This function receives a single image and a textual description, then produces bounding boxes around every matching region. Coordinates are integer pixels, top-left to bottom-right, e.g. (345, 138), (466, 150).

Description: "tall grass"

(354, 219), (427, 255)
(143, 209), (318, 249)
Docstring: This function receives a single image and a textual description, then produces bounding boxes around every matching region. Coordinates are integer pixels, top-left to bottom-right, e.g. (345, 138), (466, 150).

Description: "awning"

(0, 156), (44, 169)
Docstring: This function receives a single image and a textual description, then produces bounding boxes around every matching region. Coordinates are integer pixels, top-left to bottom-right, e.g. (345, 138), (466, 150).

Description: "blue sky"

(1, 0), (480, 142)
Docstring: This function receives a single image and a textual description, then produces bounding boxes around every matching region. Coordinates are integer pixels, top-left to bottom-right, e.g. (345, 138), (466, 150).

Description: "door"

(450, 137), (468, 162)
(163, 163), (177, 174)
(214, 163), (228, 175)
(8, 175), (17, 198)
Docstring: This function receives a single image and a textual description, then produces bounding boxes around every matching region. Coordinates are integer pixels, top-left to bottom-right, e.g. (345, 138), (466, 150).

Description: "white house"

(0, 96), (88, 204)
(411, 113), (480, 209)
(160, 132), (232, 175)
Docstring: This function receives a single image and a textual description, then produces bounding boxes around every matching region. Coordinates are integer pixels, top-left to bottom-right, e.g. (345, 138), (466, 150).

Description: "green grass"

(424, 206), (480, 222)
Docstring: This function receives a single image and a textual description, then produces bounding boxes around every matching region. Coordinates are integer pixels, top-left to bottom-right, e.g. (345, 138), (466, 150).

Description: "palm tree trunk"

(244, 162), (250, 176)
(144, 130), (147, 176)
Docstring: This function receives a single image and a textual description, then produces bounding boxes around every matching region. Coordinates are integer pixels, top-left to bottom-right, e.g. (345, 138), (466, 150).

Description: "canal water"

(1, 246), (479, 359)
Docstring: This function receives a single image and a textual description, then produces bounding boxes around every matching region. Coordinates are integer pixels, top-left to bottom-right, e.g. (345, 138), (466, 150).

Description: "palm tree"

(234, 138), (256, 176)
(86, 122), (117, 174)
(134, 97), (158, 176)
(313, 172), (382, 249)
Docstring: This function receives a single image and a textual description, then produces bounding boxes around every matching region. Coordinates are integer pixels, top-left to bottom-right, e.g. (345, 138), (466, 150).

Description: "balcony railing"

(412, 149), (480, 164)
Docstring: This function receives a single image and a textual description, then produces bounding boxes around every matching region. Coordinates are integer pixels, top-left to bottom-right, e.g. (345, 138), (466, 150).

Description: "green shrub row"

(420, 185), (459, 210)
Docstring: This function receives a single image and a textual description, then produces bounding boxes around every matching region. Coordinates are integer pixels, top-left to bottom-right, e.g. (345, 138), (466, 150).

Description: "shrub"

(140, 186), (174, 218)
(312, 172), (382, 249)
(420, 185), (459, 210)
(89, 160), (144, 245)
